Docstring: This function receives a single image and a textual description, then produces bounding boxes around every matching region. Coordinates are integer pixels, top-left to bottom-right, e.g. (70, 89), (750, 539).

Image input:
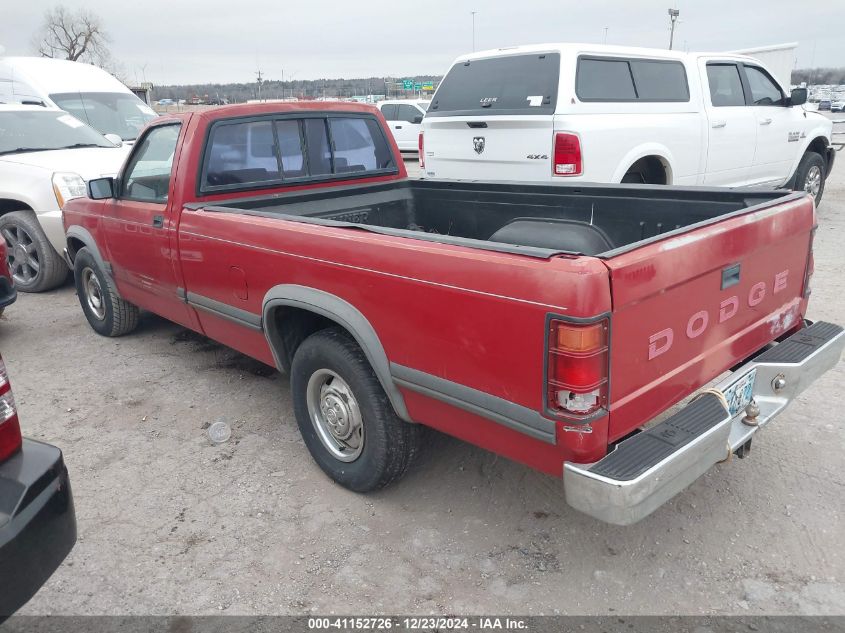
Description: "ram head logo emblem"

(473, 136), (485, 155)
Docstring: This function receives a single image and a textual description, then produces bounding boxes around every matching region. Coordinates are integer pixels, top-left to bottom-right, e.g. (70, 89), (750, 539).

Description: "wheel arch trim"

(262, 284), (411, 422)
(64, 226), (120, 296)
(612, 144), (675, 184)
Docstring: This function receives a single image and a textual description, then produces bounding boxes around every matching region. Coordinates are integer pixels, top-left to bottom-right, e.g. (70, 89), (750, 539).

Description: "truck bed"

(195, 180), (795, 258)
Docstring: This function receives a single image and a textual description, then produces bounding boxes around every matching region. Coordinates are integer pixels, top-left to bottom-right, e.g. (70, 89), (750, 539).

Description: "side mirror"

(412, 115), (423, 124)
(103, 133), (123, 147)
(88, 177), (115, 200)
(789, 88), (808, 106)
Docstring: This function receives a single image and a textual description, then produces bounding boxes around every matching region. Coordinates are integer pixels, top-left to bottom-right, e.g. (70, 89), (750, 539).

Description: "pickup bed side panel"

(605, 195), (814, 441)
(176, 209), (613, 474)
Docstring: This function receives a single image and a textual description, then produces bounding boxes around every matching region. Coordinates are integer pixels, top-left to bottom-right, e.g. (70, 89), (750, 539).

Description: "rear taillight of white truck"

(0, 356), (22, 462)
(418, 132), (425, 169)
(553, 132), (582, 176)
(546, 317), (609, 418)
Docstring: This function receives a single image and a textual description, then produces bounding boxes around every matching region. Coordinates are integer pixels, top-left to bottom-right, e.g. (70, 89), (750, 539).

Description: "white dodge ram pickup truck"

(420, 43), (835, 202)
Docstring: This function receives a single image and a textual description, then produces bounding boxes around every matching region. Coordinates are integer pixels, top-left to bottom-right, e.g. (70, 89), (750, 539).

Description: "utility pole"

(256, 69), (264, 101)
(603, 27), (608, 44)
(471, 11), (477, 52)
(667, 8), (679, 50)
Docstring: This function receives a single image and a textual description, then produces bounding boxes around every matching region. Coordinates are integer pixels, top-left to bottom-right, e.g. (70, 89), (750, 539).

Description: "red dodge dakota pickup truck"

(62, 102), (844, 525)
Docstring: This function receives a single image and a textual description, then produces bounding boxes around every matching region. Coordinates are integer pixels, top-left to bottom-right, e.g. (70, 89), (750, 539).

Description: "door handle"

(152, 215), (164, 228)
(759, 118), (773, 125)
(711, 121), (727, 128)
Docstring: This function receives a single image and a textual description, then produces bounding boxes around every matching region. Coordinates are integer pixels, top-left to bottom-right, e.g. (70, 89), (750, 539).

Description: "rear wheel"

(290, 327), (421, 492)
(792, 151), (826, 204)
(0, 211), (68, 293)
(621, 158), (667, 185)
(73, 247), (139, 337)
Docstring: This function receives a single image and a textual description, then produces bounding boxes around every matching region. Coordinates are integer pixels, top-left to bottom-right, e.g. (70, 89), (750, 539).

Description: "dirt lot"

(4, 158), (844, 616)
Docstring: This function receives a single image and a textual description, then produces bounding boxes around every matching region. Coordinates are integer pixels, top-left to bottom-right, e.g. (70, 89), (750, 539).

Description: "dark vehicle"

(0, 355), (76, 618)
(0, 242), (16, 318)
(818, 100), (832, 111)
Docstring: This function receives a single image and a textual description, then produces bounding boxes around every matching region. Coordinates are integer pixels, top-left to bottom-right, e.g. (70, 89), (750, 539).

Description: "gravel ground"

(3, 155), (844, 616)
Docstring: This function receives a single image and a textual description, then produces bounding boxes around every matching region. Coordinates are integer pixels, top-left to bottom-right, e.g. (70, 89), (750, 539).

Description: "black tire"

(290, 327), (421, 492)
(621, 158), (666, 185)
(792, 151), (826, 204)
(0, 210), (68, 293)
(73, 247), (139, 337)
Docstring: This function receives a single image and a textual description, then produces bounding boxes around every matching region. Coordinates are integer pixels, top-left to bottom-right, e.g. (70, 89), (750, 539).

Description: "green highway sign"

(414, 82), (422, 90)
(402, 79), (414, 90)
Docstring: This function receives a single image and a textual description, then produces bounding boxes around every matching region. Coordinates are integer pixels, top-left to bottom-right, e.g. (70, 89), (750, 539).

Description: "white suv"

(420, 44), (835, 202)
(0, 105), (129, 292)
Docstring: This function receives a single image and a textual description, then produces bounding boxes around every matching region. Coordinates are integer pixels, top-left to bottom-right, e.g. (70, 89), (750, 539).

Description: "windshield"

(50, 91), (157, 141)
(0, 110), (114, 155)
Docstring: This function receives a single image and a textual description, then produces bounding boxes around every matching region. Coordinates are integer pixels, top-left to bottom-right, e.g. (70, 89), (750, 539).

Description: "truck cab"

(420, 44), (835, 202)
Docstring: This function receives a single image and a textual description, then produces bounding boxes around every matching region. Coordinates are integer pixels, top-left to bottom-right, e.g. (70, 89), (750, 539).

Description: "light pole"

(667, 8), (679, 50)
(471, 11), (477, 52)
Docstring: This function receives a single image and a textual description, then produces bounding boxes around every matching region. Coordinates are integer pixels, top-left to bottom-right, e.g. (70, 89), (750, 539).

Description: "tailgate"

(423, 116), (554, 181)
(604, 194), (815, 441)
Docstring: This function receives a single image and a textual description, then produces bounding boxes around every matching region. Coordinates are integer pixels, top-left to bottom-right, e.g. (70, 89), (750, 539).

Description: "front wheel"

(73, 247), (140, 337)
(290, 327), (422, 492)
(792, 151), (826, 204)
(0, 211), (68, 293)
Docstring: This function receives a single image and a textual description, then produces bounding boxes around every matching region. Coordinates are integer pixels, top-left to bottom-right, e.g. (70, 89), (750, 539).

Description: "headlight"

(52, 172), (87, 208)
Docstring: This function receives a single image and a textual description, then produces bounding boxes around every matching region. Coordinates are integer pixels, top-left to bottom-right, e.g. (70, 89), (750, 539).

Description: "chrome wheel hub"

(2, 225), (40, 285)
(804, 165), (822, 199)
(82, 267), (106, 321)
(306, 369), (364, 462)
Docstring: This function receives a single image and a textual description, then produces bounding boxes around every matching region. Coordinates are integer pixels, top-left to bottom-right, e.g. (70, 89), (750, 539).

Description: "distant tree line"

(792, 68), (845, 85)
(152, 76), (444, 103)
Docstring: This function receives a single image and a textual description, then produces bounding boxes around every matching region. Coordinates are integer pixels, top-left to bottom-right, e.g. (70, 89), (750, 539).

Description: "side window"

(706, 64), (746, 107)
(396, 104), (422, 123)
(304, 118), (332, 176)
(329, 117), (395, 172)
(576, 58), (636, 100)
(275, 119), (306, 178)
(744, 66), (784, 106)
(203, 120), (280, 188)
(380, 104), (398, 120)
(122, 124), (181, 202)
(630, 60), (689, 101)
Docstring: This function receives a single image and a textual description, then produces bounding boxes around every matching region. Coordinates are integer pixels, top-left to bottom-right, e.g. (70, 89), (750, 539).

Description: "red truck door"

(102, 121), (194, 327)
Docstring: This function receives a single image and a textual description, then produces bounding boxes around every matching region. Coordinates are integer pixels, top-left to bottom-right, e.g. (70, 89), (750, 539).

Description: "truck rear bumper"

(0, 439), (76, 617)
(563, 321), (845, 525)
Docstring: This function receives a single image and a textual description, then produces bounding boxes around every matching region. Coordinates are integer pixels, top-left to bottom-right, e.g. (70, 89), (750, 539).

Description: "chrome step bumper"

(563, 321), (845, 526)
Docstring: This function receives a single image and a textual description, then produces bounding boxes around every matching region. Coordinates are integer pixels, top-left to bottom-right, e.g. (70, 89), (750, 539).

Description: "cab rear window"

(200, 114), (396, 193)
(427, 53), (560, 117)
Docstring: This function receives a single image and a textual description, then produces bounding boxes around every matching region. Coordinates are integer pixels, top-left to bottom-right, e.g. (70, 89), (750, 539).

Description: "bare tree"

(34, 6), (111, 64)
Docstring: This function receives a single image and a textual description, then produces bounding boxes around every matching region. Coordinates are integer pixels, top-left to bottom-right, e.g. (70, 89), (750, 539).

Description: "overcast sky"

(3, 0), (843, 85)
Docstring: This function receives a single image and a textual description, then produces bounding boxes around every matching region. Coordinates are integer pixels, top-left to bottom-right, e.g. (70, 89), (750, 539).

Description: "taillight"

(546, 318), (609, 417)
(418, 132), (425, 169)
(553, 132), (582, 176)
(0, 357), (22, 462)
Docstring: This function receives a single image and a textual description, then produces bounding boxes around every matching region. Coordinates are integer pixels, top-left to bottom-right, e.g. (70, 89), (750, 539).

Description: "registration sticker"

(722, 368), (757, 417)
